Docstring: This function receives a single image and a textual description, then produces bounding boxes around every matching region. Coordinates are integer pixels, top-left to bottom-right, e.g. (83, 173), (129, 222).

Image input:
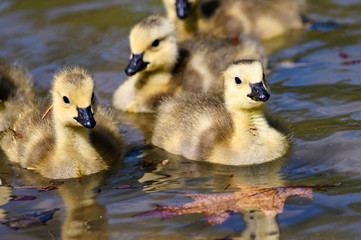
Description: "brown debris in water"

(134, 184), (328, 225)
(337, 52), (361, 65)
(0, 208), (60, 230)
(48, 230), (56, 240)
(10, 195), (36, 201)
(11, 181), (64, 192)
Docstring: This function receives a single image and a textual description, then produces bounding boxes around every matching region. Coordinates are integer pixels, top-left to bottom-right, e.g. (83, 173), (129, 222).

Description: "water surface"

(1, 0), (361, 239)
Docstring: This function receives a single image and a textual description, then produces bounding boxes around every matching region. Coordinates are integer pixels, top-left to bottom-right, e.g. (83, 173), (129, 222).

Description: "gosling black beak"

(125, 52), (149, 76)
(176, 0), (191, 19)
(74, 106), (96, 129)
(247, 82), (270, 102)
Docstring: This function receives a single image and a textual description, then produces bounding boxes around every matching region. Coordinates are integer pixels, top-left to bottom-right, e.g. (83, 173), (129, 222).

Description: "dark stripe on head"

(232, 59), (259, 66)
(63, 73), (86, 86)
(139, 15), (164, 28)
(54, 66), (89, 87)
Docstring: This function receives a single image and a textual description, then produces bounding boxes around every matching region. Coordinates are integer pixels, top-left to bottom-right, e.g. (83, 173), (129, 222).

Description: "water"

(0, 0), (361, 239)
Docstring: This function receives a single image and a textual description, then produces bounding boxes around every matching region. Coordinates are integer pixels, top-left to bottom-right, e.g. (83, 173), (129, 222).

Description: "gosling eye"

(151, 39), (160, 48)
(63, 96), (70, 104)
(235, 77), (242, 85)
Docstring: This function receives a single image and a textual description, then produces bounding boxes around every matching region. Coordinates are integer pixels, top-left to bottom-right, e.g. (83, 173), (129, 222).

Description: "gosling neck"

(52, 110), (91, 151)
(232, 106), (264, 117)
(175, 4), (200, 40)
(134, 70), (172, 90)
(230, 106), (266, 128)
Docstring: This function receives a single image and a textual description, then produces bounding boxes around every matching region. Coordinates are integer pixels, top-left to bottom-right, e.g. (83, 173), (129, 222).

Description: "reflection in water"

(60, 174), (108, 240)
(263, 30), (304, 55)
(139, 146), (288, 192)
(137, 162), (313, 239)
(240, 210), (279, 240)
(114, 110), (155, 144)
(0, 148), (11, 220)
(136, 146), (296, 239)
(0, 163), (109, 239)
(0, 186), (11, 219)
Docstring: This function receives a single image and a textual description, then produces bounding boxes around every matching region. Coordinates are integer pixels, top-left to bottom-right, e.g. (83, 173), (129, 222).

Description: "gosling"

(163, 0), (305, 41)
(113, 15), (264, 113)
(151, 59), (289, 165)
(1, 67), (123, 179)
(0, 62), (35, 132)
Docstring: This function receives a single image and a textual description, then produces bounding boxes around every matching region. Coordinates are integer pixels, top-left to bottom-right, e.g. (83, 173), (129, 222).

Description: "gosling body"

(0, 63), (35, 132)
(152, 60), (288, 165)
(1, 67), (123, 179)
(113, 15), (264, 113)
(163, 0), (306, 41)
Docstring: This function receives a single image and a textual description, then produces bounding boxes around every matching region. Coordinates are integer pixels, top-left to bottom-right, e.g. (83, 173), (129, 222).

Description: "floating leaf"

(37, 186), (57, 192)
(10, 195), (36, 201)
(342, 59), (361, 66)
(48, 230), (56, 240)
(11, 181), (64, 192)
(339, 52), (350, 59)
(338, 51), (361, 65)
(135, 184), (314, 225)
(37, 181), (64, 192)
(0, 208), (60, 230)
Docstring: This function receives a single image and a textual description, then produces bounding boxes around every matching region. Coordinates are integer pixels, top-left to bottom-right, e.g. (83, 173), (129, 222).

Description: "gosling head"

(223, 59), (270, 111)
(125, 15), (178, 76)
(163, 0), (196, 19)
(52, 67), (97, 129)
